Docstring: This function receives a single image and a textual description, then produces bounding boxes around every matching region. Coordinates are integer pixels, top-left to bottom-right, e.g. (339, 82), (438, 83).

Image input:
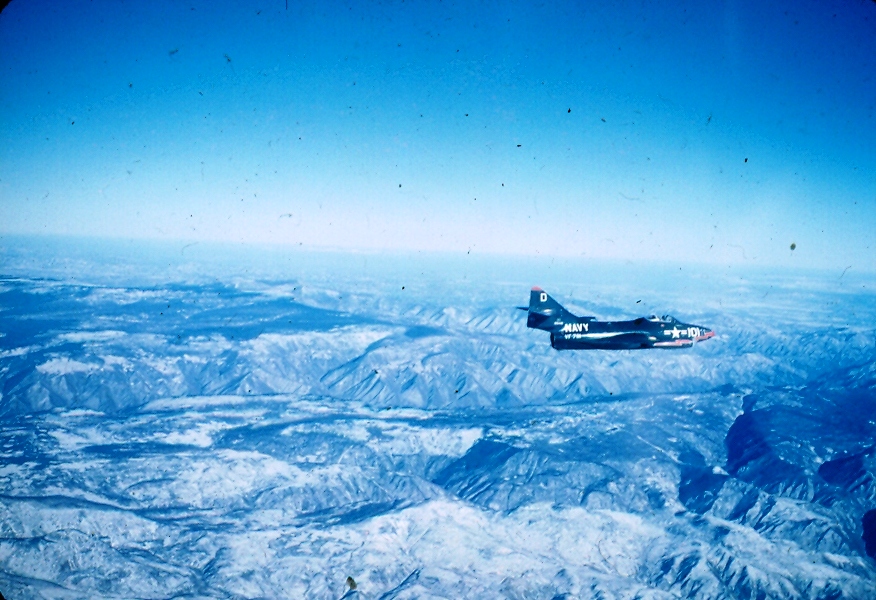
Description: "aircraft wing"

(551, 331), (655, 350)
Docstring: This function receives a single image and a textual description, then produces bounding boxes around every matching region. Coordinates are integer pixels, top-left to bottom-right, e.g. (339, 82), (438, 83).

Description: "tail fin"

(527, 287), (577, 331)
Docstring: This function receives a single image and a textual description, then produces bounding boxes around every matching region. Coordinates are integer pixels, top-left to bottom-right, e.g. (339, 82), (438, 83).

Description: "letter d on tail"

(527, 286), (577, 331)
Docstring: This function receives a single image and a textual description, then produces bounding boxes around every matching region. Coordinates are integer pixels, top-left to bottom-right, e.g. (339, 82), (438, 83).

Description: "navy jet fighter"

(524, 287), (714, 350)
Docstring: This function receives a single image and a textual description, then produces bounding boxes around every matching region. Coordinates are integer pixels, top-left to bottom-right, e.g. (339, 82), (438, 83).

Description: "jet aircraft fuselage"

(525, 287), (714, 350)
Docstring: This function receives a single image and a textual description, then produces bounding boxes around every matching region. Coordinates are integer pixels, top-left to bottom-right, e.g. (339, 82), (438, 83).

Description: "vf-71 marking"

(523, 287), (714, 350)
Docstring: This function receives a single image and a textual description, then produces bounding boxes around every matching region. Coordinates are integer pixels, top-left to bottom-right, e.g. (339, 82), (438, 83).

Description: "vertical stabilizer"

(527, 287), (577, 331)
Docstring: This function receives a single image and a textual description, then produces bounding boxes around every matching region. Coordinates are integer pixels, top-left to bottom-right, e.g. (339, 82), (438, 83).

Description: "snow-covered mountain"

(1, 241), (875, 598)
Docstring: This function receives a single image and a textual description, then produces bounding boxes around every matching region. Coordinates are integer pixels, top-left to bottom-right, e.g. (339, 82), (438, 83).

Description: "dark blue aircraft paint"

(863, 510), (876, 558)
(524, 287), (714, 350)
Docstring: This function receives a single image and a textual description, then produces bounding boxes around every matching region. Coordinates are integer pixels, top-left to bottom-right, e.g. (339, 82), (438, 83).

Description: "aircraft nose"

(697, 328), (715, 341)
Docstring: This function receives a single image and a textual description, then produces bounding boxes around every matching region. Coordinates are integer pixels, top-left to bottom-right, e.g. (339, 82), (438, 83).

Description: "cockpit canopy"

(647, 314), (678, 323)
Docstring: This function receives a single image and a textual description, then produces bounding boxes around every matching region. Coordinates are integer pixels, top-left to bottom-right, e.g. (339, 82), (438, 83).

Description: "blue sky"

(1, 0), (874, 271)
